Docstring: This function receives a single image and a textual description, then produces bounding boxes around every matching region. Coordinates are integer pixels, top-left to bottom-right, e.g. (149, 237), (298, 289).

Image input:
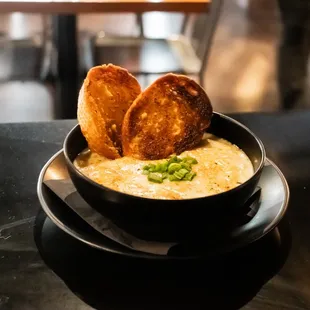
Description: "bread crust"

(77, 64), (141, 159)
(122, 73), (213, 160)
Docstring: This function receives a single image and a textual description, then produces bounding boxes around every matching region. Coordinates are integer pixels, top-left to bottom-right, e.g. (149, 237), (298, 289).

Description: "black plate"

(37, 150), (289, 260)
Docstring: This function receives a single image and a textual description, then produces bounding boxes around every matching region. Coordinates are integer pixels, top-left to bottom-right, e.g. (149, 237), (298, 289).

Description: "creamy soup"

(74, 133), (254, 200)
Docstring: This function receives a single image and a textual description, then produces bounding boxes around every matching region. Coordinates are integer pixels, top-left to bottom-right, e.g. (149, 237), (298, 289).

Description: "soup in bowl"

(74, 133), (254, 200)
(64, 112), (265, 242)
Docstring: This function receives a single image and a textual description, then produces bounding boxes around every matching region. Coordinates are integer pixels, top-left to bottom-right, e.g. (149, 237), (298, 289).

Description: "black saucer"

(37, 150), (289, 259)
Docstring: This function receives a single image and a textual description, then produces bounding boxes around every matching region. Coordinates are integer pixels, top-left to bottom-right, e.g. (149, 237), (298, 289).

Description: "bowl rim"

(63, 112), (266, 202)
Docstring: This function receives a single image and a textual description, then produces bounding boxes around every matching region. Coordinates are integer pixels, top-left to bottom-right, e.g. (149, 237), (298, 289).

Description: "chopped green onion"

(142, 155), (198, 183)
(144, 161), (168, 173)
(183, 171), (197, 181)
(144, 164), (156, 172)
(174, 168), (189, 180)
(168, 155), (182, 164)
(169, 174), (181, 181)
(168, 163), (182, 174)
(183, 156), (198, 165)
(180, 168), (190, 175)
(162, 172), (168, 179)
(159, 162), (169, 172)
(148, 172), (163, 183)
(153, 163), (162, 172)
(168, 156), (177, 164)
(181, 162), (192, 171)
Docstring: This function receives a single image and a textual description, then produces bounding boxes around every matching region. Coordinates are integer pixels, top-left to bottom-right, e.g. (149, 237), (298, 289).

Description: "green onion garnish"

(168, 155), (182, 164)
(143, 164), (156, 172)
(148, 172), (163, 183)
(142, 155), (198, 183)
(181, 162), (192, 171)
(169, 174), (181, 181)
(183, 171), (197, 181)
(168, 163), (182, 174)
(183, 156), (198, 165)
(162, 172), (169, 179)
(173, 168), (189, 180)
(158, 162), (168, 172)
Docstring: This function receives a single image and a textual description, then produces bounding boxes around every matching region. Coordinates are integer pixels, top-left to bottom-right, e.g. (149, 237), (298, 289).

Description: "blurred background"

(0, 0), (308, 123)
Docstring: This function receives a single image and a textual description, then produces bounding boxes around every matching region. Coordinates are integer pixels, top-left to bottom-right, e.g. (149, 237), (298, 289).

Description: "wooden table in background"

(0, 0), (211, 119)
(0, 0), (210, 13)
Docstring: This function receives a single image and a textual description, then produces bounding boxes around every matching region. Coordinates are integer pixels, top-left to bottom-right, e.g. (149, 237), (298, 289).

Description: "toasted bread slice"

(78, 64), (141, 159)
(122, 73), (213, 160)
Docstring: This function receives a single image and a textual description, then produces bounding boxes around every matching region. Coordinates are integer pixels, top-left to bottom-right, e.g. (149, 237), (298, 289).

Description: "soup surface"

(74, 134), (254, 200)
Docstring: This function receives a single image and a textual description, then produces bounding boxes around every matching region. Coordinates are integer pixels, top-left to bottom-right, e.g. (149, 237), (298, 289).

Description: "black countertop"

(0, 112), (309, 309)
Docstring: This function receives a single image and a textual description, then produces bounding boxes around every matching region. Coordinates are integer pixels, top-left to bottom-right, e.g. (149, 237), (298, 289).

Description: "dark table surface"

(0, 111), (309, 310)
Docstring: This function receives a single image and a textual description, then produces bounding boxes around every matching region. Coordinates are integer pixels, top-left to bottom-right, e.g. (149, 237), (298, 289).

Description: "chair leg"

(40, 15), (55, 81)
(83, 34), (96, 71)
(40, 41), (55, 81)
(136, 13), (144, 38)
(181, 14), (190, 35)
(199, 71), (205, 88)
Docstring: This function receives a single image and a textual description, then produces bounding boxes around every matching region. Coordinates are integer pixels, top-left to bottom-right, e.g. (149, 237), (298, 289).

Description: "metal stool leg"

(136, 13), (144, 38)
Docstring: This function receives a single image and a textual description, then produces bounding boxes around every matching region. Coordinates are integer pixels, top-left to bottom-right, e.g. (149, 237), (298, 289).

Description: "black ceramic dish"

(63, 112), (266, 242)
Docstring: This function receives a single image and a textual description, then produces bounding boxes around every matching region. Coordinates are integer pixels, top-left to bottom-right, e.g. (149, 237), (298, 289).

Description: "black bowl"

(63, 112), (266, 242)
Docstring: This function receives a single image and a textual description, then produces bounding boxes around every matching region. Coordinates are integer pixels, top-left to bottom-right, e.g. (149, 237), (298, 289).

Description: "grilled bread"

(122, 73), (213, 160)
(78, 64), (141, 159)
